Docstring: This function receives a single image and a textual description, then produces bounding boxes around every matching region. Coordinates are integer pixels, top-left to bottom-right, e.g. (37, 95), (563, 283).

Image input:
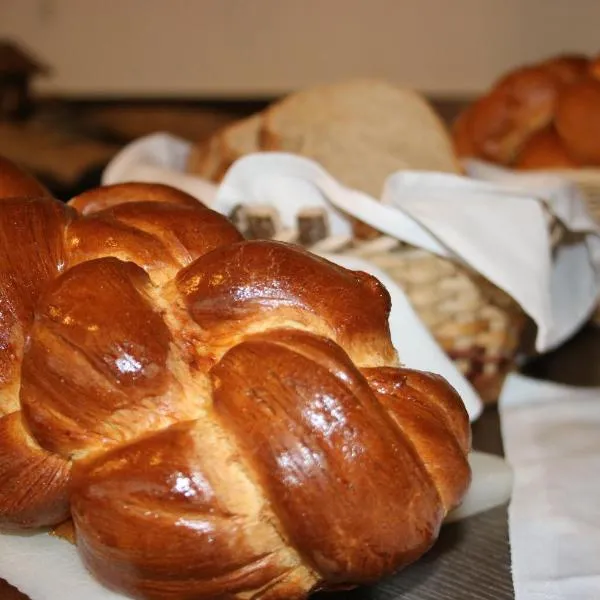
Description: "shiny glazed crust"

(0, 159), (471, 599)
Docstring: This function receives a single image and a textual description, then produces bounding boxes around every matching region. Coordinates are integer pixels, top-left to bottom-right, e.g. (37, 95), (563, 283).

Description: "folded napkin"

(500, 374), (600, 600)
(103, 133), (600, 353)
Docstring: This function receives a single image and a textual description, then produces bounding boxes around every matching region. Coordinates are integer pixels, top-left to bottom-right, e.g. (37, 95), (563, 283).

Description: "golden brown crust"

(555, 78), (600, 165)
(0, 412), (71, 529)
(175, 240), (397, 367)
(362, 367), (471, 511)
(184, 134), (235, 183)
(93, 200), (243, 267)
(0, 198), (72, 415)
(212, 331), (443, 584)
(0, 156), (50, 199)
(363, 367), (471, 452)
(453, 53), (600, 168)
(515, 126), (580, 170)
(51, 519), (76, 543)
(66, 191), (243, 285)
(0, 198), (72, 325)
(0, 156), (472, 599)
(541, 54), (590, 85)
(191, 115), (264, 183)
(72, 420), (313, 600)
(68, 182), (202, 215)
(20, 258), (177, 458)
(458, 66), (563, 164)
(66, 214), (179, 281)
(185, 138), (216, 178)
(451, 106), (478, 160)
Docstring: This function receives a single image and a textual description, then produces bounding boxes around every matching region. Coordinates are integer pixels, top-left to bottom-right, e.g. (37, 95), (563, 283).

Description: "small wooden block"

(245, 205), (280, 240)
(297, 207), (329, 246)
(228, 203), (249, 235)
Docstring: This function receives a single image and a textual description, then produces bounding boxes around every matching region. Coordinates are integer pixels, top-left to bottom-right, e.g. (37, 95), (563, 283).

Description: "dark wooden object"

(245, 205), (279, 240)
(0, 40), (49, 120)
(297, 207), (329, 246)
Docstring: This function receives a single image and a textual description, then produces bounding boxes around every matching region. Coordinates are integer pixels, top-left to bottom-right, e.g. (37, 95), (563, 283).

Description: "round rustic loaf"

(0, 157), (471, 599)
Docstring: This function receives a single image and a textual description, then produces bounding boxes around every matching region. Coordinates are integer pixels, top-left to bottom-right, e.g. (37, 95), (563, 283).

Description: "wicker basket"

(341, 241), (526, 404)
(551, 168), (600, 325)
(555, 168), (600, 223)
(233, 204), (549, 405)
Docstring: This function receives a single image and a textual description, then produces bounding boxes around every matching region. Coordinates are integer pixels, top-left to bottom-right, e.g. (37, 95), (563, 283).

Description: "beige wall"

(1, 0), (599, 97)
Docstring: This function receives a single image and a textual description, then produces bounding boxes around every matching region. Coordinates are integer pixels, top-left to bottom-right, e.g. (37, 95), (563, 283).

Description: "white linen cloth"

(500, 374), (600, 600)
(104, 133), (600, 353)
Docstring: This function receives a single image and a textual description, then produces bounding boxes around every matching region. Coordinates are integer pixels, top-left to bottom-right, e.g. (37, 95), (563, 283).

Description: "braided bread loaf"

(0, 157), (471, 599)
(452, 53), (600, 168)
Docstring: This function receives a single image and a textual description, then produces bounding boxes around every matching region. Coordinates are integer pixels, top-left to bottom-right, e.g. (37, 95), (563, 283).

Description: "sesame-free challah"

(453, 52), (600, 169)
(0, 157), (471, 599)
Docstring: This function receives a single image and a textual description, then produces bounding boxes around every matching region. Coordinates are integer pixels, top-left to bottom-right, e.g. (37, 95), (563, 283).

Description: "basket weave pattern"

(332, 242), (525, 405)
(233, 204), (529, 404)
(562, 172), (600, 223)
(554, 170), (600, 325)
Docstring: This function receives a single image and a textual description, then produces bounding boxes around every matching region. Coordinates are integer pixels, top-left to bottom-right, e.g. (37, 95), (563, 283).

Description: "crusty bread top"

(261, 79), (460, 195)
(514, 126), (579, 170)
(187, 80), (459, 194)
(284, 121), (434, 196)
(185, 136), (222, 180)
(555, 78), (600, 165)
(452, 52), (600, 169)
(0, 156), (50, 198)
(221, 113), (262, 158)
(187, 114), (262, 182)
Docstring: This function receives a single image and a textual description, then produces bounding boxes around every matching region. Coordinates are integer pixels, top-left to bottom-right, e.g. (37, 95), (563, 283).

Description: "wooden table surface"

(3, 324), (598, 600)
